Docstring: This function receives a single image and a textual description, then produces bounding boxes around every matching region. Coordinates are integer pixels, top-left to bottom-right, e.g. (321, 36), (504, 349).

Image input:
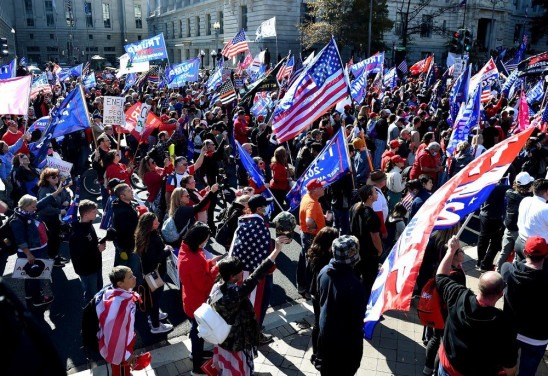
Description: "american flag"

(147, 65), (160, 84)
(221, 29), (249, 59)
(276, 55), (294, 83)
(30, 73), (52, 99)
(272, 38), (348, 143)
(218, 79), (237, 104)
(480, 85), (492, 103)
(82, 61), (90, 77)
(240, 52), (253, 70)
(397, 58), (408, 74)
(504, 34), (527, 72)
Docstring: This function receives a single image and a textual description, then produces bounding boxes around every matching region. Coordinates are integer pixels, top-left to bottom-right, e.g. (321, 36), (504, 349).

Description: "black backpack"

(0, 214), (20, 256)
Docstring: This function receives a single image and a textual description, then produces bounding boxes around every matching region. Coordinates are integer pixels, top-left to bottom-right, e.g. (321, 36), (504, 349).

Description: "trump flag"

(364, 126), (535, 339)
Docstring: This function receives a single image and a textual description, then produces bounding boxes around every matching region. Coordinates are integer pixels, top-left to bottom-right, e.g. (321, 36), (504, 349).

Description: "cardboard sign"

(12, 258), (54, 280)
(134, 103), (151, 134)
(166, 250), (179, 288)
(103, 96), (125, 125)
(46, 156), (73, 177)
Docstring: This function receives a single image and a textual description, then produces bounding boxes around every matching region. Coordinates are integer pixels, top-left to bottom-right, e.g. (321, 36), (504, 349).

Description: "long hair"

(307, 227), (339, 269)
(38, 168), (59, 188)
(134, 212), (157, 257)
(182, 222), (211, 252)
(431, 224), (461, 253)
(138, 155), (155, 180)
(271, 146), (287, 166)
(169, 187), (186, 217)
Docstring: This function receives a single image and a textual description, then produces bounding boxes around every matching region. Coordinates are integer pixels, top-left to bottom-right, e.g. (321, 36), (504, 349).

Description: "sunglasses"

(258, 161), (265, 165)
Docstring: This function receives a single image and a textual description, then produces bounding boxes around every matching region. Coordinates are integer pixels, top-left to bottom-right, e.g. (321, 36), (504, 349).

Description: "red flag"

(409, 56), (433, 76)
(122, 102), (162, 142)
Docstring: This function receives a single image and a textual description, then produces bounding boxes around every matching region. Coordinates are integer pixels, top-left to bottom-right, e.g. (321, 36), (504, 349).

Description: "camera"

(217, 168), (228, 187)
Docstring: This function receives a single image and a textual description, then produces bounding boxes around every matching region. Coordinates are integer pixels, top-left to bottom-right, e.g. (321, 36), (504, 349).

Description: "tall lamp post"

(211, 50), (217, 68)
(200, 50), (205, 69)
(213, 21), (220, 62)
(11, 28), (17, 59)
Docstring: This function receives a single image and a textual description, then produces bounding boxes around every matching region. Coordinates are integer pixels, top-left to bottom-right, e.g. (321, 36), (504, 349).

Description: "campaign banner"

(103, 96), (125, 125)
(518, 51), (548, 76)
(351, 52), (384, 77)
(124, 33), (168, 64)
(46, 156), (73, 177)
(166, 58), (200, 88)
(117, 53), (150, 77)
(12, 258), (54, 280)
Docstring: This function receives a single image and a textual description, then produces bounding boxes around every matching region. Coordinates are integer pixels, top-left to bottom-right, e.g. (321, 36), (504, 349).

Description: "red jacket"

(270, 162), (290, 191)
(177, 243), (219, 318)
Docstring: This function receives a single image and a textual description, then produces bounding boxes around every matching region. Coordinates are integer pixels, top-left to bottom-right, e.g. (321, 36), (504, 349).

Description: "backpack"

(81, 294), (100, 353)
(161, 216), (189, 243)
(416, 277), (445, 329)
(194, 286), (231, 345)
(0, 214), (20, 256)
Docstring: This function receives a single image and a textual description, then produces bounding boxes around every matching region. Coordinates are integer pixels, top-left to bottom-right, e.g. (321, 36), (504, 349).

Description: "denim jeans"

(497, 228), (518, 271)
(79, 270), (103, 305)
(373, 139), (387, 170)
(517, 340), (547, 376)
(19, 247), (48, 303)
(477, 216), (503, 269)
(190, 318), (204, 370)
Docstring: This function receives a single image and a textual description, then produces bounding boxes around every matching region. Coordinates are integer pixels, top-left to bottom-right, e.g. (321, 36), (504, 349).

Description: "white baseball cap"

(515, 172), (534, 186)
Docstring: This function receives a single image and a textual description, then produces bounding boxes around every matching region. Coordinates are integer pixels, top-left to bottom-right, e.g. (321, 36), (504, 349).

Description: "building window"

(107, 35), (111, 40)
(27, 46), (41, 52)
(29, 33), (34, 39)
(25, 0), (33, 14)
(103, 3), (111, 28)
(206, 14), (211, 35)
(46, 0), (56, 27)
(27, 18), (35, 27)
(195, 16), (200, 36)
(89, 35), (93, 40)
(135, 4), (142, 29)
(172, 21), (176, 39)
(186, 18), (191, 37)
(137, 35), (142, 40)
(420, 15), (433, 38)
(241, 6), (248, 31)
(50, 34), (54, 39)
(179, 20), (183, 38)
(219, 12), (224, 33)
(85, 2), (93, 28)
(46, 46), (58, 52)
(104, 47), (116, 52)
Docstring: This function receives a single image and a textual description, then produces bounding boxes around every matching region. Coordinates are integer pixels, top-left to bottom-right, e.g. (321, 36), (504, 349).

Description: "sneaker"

(189, 350), (214, 360)
(150, 322), (173, 334)
(53, 258), (65, 267)
(191, 368), (206, 376)
(298, 290), (311, 300)
(32, 295), (54, 307)
(147, 312), (169, 324)
(259, 332), (274, 345)
(56, 255), (69, 263)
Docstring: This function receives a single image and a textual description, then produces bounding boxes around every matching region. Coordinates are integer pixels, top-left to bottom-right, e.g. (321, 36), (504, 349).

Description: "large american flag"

(272, 38), (348, 143)
(218, 79), (237, 104)
(221, 29), (249, 59)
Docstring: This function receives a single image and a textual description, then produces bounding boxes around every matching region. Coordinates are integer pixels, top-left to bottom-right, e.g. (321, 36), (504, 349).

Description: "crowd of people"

(2, 57), (548, 376)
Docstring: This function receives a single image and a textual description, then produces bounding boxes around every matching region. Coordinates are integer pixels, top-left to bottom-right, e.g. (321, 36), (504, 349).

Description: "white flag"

(256, 17), (276, 40)
(117, 54), (150, 78)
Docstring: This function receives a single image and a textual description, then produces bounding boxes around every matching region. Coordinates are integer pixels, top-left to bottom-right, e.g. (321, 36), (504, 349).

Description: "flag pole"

(456, 211), (474, 238)
(266, 187), (284, 212)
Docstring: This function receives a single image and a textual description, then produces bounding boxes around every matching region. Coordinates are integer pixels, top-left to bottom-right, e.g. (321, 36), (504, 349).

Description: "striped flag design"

(221, 29), (249, 59)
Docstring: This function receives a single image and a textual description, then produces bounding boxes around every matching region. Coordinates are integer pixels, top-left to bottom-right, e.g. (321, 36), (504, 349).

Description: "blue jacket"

(0, 137), (24, 180)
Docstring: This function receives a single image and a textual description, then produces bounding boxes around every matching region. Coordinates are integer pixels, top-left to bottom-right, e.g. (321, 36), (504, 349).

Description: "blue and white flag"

(19, 57), (27, 67)
(526, 79), (544, 104)
(166, 57), (200, 88)
(508, 78), (522, 100)
(236, 141), (265, 189)
(504, 34), (527, 72)
(0, 59), (16, 79)
(501, 69), (520, 96)
(27, 116), (49, 134)
(123, 73), (137, 93)
(124, 33), (168, 64)
(350, 70), (368, 104)
(449, 64), (470, 121)
(62, 177), (80, 223)
(351, 52), (384, 77)
(250, 95), (273, 118)
(286, 128), (351, 210)
(58, 63), (83, 82)
(83, 73), (96, 89)
(383, 67), (397, 90)
(446, 84), (481, 156)
(29, 85), (91, 167)
(206, 68), (223, 92)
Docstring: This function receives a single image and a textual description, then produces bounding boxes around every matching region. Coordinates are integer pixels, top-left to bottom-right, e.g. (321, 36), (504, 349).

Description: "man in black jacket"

(501, 235), (548, 376)
(436, 235), (518, 376)
(111, 184), (139, 267)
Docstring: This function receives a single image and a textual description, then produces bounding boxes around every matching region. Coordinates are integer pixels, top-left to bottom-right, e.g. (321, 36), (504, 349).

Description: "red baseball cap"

(389, 139), (401, 149)
(306, 178), (326, 191)
(524, 236), (548, 258)
(391, 155), (406, 164)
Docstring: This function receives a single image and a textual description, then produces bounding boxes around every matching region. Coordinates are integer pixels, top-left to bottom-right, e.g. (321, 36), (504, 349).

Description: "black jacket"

(502, 261), (548, 341)
(69, 221), (102, 276)
(504, 189), (531, 231)
(111, 199), (139, 251)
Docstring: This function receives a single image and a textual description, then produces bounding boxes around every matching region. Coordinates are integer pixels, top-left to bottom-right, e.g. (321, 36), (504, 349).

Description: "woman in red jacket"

(138, 154), (174, 214)
(270, 146), (291, 217)
(104, 150), (133, 191)
(177, 222), (223, 374)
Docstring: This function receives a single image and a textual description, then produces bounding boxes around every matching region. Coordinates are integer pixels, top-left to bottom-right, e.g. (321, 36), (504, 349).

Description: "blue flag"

(501, 69), (519, 96)
(449, 64), (470, 121)
(446, 84), (481, 156)
(0, 59), (16, 79)
(526, 79), (544, 104)
(83, 73), (96, 89)
(236, 141), (265, 189)
(351, 52), (384, 77)
(27, 116), (49, 134)
(166, 58), (200, 88)
(19, 57), (27, 66)
(250, 95), (273, 118)
(286, 128), (351, 211)
(29, 85), (91, 167)
(58, 64), (83, 81)
(206, 68), (223, 92)
(62, 177), (80, 223)
(124, 33), (168, 64)
(350, 69), (368, 104)
(123, 73), (137, 93)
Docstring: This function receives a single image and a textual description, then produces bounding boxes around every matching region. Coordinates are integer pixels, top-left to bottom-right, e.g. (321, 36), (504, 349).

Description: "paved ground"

(71, 245), (548, 376)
